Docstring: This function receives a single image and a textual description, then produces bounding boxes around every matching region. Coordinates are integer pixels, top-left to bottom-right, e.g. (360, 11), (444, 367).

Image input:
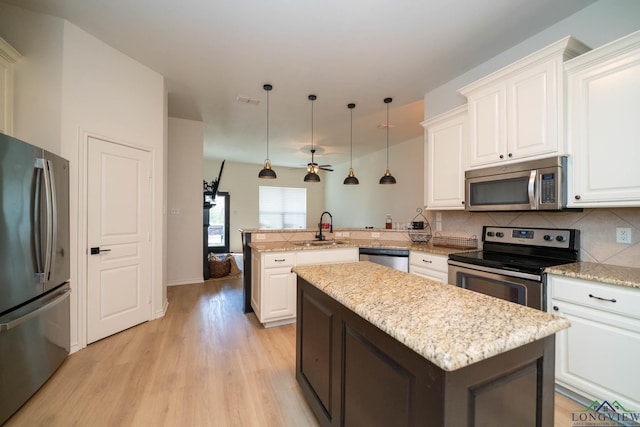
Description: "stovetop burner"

(448, 226), (580, 276)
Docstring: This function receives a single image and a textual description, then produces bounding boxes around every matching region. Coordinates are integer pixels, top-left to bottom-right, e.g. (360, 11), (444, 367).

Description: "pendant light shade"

(379, 97), (397, 185)
(304, 94), (321, 183)
(343, 103), (359, 185)
(258, 84), (277, 179)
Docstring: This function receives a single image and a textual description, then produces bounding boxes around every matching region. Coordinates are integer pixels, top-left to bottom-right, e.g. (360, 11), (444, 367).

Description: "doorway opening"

(207, 192), (230, 254)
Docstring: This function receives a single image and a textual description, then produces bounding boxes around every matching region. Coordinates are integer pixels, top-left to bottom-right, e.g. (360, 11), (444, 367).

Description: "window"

(259, 186), (306, 229)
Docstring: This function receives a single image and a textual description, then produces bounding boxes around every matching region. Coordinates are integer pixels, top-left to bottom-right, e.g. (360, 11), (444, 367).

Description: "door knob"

(90, 247), (111, 255)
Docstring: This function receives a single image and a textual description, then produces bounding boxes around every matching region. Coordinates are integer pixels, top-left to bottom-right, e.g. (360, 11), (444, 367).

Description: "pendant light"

(304, 94), (321, 183)
(343, 103), (359, 185)
(258, 84), (276, 179)
(379, 97), (397, 184)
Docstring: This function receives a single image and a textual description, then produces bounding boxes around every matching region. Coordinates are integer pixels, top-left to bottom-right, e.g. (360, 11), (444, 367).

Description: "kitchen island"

(293, 262), (570, 427)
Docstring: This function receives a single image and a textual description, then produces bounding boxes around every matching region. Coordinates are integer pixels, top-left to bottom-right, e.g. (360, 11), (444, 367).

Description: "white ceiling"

(3, 0), (595, 169)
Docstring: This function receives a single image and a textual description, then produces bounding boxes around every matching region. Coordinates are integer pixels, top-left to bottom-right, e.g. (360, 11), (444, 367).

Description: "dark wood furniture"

(296, 277), (555, 427)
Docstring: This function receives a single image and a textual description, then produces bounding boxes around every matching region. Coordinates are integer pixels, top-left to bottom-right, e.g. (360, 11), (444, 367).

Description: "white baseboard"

(167, 277), (204, 287)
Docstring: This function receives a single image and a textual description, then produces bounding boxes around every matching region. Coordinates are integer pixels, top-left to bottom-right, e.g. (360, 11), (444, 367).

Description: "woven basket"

(209, 255), (231, 278)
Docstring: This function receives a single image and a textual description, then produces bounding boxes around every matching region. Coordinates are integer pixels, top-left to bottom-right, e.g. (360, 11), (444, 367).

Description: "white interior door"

(87, 136), (152, 344)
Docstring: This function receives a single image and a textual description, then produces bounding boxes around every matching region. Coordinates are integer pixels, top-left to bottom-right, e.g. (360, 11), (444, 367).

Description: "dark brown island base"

(293, 262), (570, 427)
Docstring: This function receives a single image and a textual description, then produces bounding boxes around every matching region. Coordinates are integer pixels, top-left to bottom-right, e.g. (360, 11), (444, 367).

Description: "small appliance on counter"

(0, 133), (71, 424)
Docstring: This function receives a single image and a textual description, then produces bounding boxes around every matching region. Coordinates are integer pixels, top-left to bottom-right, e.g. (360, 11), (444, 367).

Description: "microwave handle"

(528, 170), (537, 209)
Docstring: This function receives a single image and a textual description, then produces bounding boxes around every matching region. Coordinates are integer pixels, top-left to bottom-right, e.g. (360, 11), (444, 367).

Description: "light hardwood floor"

(6, 271), (584, 426)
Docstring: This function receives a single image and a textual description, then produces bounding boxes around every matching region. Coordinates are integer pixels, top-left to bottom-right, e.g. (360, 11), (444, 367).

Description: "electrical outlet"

(335, 232), (342, 237)
(371, 232), (380, 238)
(616, 227), (632, 244)
(255, 233), (266, 240)
(342, 231), (350, 237)
(435, 212), (442, 222)
(170, 208), (179, 215)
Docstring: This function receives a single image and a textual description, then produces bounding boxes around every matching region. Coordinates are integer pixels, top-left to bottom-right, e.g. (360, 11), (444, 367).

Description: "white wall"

(167, 117), (204, 285)
(325, 136), (424, 228)
(203, 159), (326, 252)
(1, 5), (167, 352)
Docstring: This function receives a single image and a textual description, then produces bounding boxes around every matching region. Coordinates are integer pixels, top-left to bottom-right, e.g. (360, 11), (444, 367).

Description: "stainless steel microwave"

(465, 156), (567, 211)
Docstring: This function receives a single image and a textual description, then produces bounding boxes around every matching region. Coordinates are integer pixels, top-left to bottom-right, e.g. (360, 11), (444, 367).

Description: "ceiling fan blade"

(319, 167), (334, 172)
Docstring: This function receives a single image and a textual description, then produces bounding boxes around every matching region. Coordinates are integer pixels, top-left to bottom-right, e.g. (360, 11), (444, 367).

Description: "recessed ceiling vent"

(236, 96), (260, 104)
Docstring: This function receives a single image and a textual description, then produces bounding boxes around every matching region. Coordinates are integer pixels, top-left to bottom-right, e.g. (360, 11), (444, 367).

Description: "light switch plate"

(255, 233), (266, 240)
(371, 232), (380, 238)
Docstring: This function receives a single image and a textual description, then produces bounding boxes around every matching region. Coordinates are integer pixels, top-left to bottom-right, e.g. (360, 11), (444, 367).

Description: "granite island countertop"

(249, 239), (465, 256)
(545, 261), (640, 289)
(293, 261), (570, 372)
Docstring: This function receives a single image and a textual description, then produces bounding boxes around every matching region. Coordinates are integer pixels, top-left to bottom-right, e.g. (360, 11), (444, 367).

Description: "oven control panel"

(484, 226), (574, 248)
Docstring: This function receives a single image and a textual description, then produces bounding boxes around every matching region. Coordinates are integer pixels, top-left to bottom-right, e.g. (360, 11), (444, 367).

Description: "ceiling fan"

(305, 149), (333, 172)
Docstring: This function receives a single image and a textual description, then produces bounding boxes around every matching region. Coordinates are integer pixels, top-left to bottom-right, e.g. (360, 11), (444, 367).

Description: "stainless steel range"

(448, 226), (579, 310)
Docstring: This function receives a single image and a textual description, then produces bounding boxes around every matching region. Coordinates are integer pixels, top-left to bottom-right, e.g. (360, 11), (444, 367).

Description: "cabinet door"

(424, 106), (467, 209)
(263, 266), (296, 322)
(553, 301), (640, 409)
(566, 34), (640, 207)
(507, 59), (560, 160)
(467, 83), (507, 167)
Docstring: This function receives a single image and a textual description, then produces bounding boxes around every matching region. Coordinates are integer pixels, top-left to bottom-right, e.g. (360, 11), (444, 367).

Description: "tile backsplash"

(426, 208), (640, 268)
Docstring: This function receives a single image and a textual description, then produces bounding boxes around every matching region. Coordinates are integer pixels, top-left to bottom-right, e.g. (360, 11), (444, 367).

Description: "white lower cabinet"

(251, 247), (359, 327)
(409, 251), (448, 283)
(548, 274), (640, 409)
(251, 251), (296, 327)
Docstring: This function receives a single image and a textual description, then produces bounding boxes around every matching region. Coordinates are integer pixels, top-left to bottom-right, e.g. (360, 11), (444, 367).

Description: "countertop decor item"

(379, 97), (397, 184)
(258, 84), (277, 179)
(304, 94), (321, 183)
(343, 103), (359, 185)
(408, 208), (432, 243)
(433, 232), (478, 249)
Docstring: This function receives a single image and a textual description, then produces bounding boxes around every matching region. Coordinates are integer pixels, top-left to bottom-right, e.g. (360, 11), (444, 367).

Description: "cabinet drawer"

(296, 247), (359, 266)
(409, 251), (448, 273)
(263, 252), (295, 268)
(550, 275), (640, 320)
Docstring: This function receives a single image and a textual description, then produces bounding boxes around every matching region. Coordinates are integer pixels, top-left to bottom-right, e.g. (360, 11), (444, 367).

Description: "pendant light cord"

(350, 107), (354, 168)
(386, 101), (390, 169)
(266, 89), (270, 159)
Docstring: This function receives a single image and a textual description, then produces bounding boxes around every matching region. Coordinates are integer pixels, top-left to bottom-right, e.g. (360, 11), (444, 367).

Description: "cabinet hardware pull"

(553, 305), (559, 311)
(422, 259), (432, 263)
(508, 153), (513, 158)
(275, 259), (285, 262)
(588, 294), (616, 303)
(575, 195), (581, 200)
(499, 154), (504, 159)
(461, 201), (465, 205)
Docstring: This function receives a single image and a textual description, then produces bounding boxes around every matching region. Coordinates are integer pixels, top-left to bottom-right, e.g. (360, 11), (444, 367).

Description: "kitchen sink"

(292, 240), (348, 247)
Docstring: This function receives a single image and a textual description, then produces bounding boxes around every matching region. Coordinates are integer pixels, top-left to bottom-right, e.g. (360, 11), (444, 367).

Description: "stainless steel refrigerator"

(0, 132), (70, 424)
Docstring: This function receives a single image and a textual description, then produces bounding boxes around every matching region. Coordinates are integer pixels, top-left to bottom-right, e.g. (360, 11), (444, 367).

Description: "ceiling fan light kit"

(379, 97), (397, 185)
(258, 83), (277, 179)
(304, 94), (321, 183)
(344, 103), (359, 185)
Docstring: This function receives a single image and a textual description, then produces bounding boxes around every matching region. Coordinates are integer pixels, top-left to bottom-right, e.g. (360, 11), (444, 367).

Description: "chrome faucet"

(316, 211), (333, 241)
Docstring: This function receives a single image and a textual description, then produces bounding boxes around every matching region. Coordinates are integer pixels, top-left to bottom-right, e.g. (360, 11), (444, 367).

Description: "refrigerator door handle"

(33, 163), (45, 281)
(35, 157), (54, 283)
(46, 159), (58, 281)
(0, 288), (71, 332)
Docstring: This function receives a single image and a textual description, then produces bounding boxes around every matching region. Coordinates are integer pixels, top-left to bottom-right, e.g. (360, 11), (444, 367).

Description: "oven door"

(448, 261), (543, 310)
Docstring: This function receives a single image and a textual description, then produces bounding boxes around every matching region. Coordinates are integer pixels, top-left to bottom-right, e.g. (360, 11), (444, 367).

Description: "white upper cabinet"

(459, 37), (589, 169)
(565, 30), (640, 208)
(0, 37), (22, 136)
(421, 105), (467, 210)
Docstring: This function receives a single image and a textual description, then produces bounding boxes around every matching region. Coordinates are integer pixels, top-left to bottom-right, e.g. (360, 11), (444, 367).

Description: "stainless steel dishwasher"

(359, 247), (409, 272)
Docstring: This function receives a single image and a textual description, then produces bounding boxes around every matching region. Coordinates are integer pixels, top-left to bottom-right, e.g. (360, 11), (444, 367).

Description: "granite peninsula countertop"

(293, 261), (570, 372)
(249, 239), (464, 256)
(545, 262), (640, 289)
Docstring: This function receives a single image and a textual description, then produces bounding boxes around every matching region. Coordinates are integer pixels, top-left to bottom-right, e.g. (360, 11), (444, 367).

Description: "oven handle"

(447, 260), (541, 282)
(528, 170), (537, 209)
